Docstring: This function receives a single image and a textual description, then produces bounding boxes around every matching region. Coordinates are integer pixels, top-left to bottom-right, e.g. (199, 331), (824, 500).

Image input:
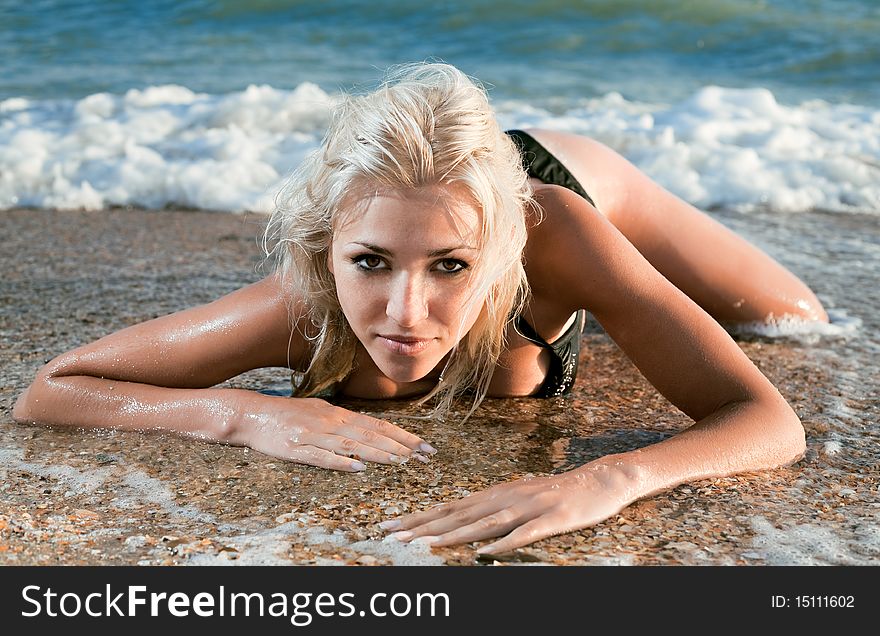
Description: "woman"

(13, 63), (827, 556)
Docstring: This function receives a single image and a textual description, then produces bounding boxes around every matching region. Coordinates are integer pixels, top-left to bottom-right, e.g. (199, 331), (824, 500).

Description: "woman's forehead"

(335, 183), (484, 240)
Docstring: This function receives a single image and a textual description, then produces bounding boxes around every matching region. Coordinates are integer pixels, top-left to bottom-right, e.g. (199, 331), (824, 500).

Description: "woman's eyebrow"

(351, 242), (392, 256)
(350, 242), (477, 257)
(428, 246), (478, 257)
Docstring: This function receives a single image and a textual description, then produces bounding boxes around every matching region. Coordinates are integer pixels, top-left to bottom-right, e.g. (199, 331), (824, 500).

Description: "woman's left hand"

(379, 462), (638, 554)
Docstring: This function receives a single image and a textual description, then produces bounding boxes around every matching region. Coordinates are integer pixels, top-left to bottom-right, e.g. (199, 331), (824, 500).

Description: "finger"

(386, 495), (509, 539)
(475, 518), (555, 555)
(380, 498), (472, 534)
(349, 413), (437, 455)
(422, 508), (524, 547)
(381, 484), (513, 533)
(379, 505), (452, 535)
(333, 422), (428, 461)
(304, 432), (416, 466)
(285, 445), (367, 472)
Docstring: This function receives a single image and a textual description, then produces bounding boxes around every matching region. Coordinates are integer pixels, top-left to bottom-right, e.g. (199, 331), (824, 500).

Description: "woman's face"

(329, 184), (485, 384)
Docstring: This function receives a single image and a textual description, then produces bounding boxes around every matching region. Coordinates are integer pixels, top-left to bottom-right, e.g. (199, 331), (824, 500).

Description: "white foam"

(119, 469), (216, 523)
(577, 552), (638, 566)
(748, 516), (880, 565)
(727, 308), (861, 341)
(2, 83), (877, 214)
(499, 86), (880, 214)
(822, 440), (843, 456)
(0, 446), (219, 524)
(181, 520), (445, 566)
(1, 445), (444, 564)
(0, 447), (114, 494)
(0, 83), (334, 212)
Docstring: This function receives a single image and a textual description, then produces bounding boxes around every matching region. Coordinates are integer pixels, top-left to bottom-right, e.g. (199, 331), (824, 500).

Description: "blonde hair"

(263, 62), (533, 418)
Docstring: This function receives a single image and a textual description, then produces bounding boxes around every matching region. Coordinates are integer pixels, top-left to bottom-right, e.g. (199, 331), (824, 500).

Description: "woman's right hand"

(236, 396), (436, 472)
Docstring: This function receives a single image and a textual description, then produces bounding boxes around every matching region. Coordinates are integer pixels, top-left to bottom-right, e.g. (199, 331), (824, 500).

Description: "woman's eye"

(436, 259), (467, 273)
(354, 255), (385, 270)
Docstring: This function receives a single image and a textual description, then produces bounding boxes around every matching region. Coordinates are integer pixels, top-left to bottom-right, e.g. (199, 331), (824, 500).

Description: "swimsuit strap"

(514, 310), (586, 398)
(506, 129), (596, 208)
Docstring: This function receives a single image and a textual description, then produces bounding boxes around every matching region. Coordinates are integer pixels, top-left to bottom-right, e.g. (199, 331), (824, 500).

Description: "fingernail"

(351, 461), (366, 471)
(475, 545), (495, 555)
(419, 442), (437, 455)
(412, 535), (440, 545)
(388, 530), (413, 542)
(411, 452), (430, 464)
(389, 454), (408, 464)
(378, 519), (401, 530)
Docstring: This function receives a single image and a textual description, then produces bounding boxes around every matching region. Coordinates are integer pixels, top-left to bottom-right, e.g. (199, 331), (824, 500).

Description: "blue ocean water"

(2, 0), (878, 105)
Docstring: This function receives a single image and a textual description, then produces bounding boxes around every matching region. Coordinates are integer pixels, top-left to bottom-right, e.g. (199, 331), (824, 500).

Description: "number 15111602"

(772, 595), (855, 608)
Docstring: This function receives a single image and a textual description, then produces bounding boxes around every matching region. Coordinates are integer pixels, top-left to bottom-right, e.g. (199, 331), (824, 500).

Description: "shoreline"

(1, 207), (876, 566)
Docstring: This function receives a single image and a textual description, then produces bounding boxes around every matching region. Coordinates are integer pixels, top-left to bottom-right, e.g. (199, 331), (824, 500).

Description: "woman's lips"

(377, 335), (433, 356)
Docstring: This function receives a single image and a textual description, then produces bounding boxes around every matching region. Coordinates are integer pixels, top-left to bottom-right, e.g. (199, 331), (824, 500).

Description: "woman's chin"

(374, 356), (441, 385)
(382, 366), (433, 385)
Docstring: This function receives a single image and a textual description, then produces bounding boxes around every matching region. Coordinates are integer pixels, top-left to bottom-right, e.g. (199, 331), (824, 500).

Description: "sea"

(1, 0), (877, 565)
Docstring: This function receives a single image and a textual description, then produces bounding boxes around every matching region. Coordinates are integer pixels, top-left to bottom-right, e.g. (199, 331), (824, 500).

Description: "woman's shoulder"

(526, 182), (609, 246)
(523, 182), (634, 311)
(199, 273), (316, 370)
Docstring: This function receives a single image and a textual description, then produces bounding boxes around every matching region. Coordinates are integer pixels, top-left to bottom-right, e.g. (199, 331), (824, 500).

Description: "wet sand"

(1, 207), (877, 566)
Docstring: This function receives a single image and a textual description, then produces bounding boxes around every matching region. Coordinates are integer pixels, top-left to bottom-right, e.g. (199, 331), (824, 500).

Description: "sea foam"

(0, 83), (334, 212)
(726, 308), (862, 342)
(1, 83), (878, 214)
(499, 87), (880, 214)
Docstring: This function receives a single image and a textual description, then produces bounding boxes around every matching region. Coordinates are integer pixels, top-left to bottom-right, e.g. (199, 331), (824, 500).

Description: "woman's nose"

(386, 274), (429, 327)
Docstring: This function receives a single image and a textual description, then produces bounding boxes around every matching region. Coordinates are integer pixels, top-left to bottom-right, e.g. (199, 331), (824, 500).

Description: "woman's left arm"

(382, 186), (805, 553)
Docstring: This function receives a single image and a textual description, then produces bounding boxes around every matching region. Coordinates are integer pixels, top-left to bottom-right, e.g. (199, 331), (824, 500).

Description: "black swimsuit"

(506, 129), (593, 398)
(506, 129), (595, 207)
(515, 310), (587, 398)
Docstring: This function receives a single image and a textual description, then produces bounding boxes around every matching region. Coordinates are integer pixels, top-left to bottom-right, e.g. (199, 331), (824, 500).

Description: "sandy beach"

(1, 206), (877, 566)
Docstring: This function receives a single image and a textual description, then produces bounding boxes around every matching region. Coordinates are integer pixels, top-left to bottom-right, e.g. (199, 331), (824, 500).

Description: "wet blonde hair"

(264, 62), (533, 418)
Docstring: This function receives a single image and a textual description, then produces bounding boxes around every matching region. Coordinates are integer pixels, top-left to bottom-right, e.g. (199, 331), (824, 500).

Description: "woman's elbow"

(12, 379), (46, 425)
(771, 399), (807, 466)
(12, 357), (71, 424)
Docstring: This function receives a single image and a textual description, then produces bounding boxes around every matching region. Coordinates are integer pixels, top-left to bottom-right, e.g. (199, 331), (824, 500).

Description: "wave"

(1, 82), (878, 214)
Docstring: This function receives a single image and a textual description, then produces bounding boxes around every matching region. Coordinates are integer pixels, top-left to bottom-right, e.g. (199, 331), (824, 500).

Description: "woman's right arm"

(12, 274), (432, 471)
